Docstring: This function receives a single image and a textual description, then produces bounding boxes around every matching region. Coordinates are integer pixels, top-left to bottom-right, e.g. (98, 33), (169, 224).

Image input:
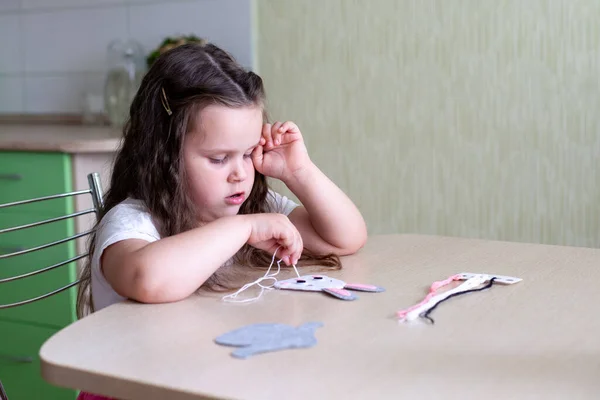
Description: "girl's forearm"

(128, 215), (251, 302)
(285, 162), (367, 252)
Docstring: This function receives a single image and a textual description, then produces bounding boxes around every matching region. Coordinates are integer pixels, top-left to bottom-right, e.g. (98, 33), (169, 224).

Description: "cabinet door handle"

(0, 353), (33, 363)
(0, 173), (22, 181)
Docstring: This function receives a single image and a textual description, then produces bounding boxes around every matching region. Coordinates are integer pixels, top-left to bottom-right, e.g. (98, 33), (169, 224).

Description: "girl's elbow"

(128, 267), (164, 303)
(128, 262), (186, 304)
(338, 225), (368, 255)
(353, 221), (368, 250)
(348, 233), (368, 254)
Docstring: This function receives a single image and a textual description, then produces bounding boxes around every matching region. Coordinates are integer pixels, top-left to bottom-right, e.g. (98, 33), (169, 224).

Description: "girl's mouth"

(225, 192), (245, 205)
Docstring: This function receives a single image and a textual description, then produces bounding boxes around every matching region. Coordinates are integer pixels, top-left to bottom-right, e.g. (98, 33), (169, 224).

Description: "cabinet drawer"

(0, 212), (78, 328)
(0, 151), (73, 215)
(0, 320), (76, 400)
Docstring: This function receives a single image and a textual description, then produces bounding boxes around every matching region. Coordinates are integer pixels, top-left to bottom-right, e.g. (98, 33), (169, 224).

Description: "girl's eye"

(243, 152), (253, 159)
(209, 157), (226, 164)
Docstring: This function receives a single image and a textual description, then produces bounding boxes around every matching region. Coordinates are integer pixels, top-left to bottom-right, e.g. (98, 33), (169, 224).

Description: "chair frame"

(0, 172), (104, 400)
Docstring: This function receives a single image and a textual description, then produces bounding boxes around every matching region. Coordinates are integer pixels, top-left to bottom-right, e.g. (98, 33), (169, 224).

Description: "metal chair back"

(0, 172), (104, 400)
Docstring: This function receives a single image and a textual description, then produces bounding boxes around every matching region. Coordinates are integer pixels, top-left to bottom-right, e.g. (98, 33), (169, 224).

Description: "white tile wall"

(0, 0), (253, 114)
(0, 14), (22, 73)
(130, 0), (252, 68)
(0, 76), (25, 113)
(25, 73), (105, 113)
(22, 0), (124, 10)
(21, 0), (159, 9)
(24, 7), (128, 73)
(0, 0), (20, 13)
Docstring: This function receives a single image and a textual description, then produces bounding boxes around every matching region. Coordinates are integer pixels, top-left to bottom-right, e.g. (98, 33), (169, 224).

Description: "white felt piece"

(457, 272), (522, 285)
(273, 275), (346, 292)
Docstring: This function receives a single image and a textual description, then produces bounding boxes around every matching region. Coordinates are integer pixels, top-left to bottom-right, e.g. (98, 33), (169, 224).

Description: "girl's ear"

(343, 283), (386, 293)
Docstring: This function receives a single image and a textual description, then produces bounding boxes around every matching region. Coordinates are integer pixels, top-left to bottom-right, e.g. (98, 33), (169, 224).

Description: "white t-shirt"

(91, 190), (298, 311)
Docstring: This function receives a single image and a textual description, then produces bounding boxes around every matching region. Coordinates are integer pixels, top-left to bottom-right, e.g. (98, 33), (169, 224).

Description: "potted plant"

(146, 35), (206, 67)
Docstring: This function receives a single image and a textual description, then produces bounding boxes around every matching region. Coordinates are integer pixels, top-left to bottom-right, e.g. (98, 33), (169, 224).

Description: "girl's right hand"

(244, 213), (303, 265)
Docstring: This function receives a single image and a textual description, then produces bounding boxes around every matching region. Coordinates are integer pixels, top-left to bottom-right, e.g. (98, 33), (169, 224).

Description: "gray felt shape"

(215, 322), (323, 359)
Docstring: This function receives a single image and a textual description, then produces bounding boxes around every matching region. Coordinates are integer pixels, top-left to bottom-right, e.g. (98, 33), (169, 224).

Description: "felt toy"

(274, 275), (384, 301)
(215, 322), (323, 359)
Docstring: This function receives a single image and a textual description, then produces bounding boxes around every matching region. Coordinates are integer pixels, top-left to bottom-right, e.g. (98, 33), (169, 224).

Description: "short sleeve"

(93, 199), (160, 265)
(90, 198), (161, 311)
(266, 189), (299, 215)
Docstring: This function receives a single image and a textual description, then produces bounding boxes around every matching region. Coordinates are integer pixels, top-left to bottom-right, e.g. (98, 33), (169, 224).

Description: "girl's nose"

(228, 161), (247, 182)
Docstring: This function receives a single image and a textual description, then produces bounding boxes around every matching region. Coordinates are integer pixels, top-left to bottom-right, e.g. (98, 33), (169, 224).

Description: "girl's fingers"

(264, 121), (300, 147)
(277, 230), (295, 252)
(282, 232), (302, 266)
(271, 121), (283, 146)
(279, 248), (293, 266)
(281, 227), (302, 266)
(279, 121), (299, 134)
(279, 244), (301, 266)
(293, 232), (303, 265)
(279, 121), (302, 145)
(251, 144), (264, 170)
(262, 123), (273, 147)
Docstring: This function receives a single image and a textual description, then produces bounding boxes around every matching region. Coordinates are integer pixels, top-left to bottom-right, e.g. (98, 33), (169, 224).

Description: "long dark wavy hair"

(77, 42), (340, 318)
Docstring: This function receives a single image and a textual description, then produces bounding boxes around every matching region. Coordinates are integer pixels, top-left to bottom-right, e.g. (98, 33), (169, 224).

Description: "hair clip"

(160, 87), (172, 116)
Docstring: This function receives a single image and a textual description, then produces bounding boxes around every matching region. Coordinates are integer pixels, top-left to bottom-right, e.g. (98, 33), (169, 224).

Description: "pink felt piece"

(396, 274), (462, 319)
(344, 283), (384, 292)
(323, 287), (357, 300)
(329, 288), (351, 296)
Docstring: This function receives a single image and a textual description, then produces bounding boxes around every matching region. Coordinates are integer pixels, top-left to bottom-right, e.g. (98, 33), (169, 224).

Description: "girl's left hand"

(252, 121), (312, 183)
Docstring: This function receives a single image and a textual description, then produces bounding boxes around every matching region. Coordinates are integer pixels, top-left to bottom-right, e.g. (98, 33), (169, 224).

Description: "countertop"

(0, 124), (122, 153)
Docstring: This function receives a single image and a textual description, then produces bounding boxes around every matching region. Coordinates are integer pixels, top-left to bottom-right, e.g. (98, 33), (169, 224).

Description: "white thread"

(291, 263), (300, 278)
(222, 248), (300, 303)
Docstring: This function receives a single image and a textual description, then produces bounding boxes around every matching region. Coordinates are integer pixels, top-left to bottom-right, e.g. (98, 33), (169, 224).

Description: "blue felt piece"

(214, 322), (323, 359)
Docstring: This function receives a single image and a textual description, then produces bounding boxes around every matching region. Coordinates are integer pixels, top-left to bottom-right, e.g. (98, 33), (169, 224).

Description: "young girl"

(75, 39), (366, 400)
(77, 40), (365, 319)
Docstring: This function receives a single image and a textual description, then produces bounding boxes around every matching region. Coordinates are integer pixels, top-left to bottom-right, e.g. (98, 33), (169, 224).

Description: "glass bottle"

(104, 39), (145, 127)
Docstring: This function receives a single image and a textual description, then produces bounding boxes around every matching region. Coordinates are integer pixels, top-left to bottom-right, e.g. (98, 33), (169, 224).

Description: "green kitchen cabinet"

(0, 320), (74, 400)
(0, 146), (115, 400)
(0, 152), (77, 327)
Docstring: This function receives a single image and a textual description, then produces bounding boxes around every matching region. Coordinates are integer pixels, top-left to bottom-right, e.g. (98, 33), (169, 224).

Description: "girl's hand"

(244, 213), (303, 265)
(252, 121), (312, 184)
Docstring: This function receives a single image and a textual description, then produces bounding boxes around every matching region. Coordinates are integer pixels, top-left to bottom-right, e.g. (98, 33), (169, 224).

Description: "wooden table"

(40, 234), (600, 399)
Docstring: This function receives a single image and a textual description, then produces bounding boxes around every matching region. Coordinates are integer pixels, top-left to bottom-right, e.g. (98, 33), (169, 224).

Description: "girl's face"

(183, 104), (263, 223)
